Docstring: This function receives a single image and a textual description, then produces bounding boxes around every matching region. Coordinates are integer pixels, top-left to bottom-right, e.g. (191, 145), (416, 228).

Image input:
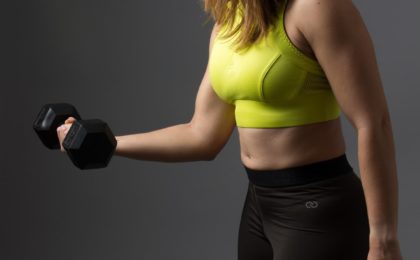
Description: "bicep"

(189, 24), (236, 153)
(301, 0), (391, 130)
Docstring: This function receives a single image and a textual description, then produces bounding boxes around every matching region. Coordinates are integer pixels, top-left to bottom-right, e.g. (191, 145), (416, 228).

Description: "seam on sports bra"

(280, 0), (321, 68)
(259, 52), (283, 101)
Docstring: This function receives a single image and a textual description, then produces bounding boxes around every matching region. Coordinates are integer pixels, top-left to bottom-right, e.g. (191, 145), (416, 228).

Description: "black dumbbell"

(33, 103), (117, 170)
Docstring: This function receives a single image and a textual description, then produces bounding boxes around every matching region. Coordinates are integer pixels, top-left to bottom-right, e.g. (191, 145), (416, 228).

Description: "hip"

(243, 153), (369, 233)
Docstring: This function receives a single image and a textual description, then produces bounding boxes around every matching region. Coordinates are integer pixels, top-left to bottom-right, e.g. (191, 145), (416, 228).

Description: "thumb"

(65, 117), (77, 124)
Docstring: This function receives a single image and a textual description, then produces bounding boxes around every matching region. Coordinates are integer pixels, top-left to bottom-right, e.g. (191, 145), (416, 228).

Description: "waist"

(243, 153), (354, 187)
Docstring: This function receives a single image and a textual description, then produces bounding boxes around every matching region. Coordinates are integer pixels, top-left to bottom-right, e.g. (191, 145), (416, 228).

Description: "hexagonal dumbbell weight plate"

(62, 119), (117, 170)
(33, 103), (81, 149)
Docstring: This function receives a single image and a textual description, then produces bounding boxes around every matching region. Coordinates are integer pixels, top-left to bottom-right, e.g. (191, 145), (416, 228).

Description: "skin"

(57, 0), (402, 259)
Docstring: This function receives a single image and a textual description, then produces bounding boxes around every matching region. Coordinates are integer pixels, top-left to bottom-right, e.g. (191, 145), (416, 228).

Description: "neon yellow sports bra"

(208, 0), (341, 128)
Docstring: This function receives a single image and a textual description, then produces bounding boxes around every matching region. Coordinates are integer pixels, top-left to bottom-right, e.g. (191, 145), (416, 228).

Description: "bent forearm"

(114, 123), (214, 162)
(357, 123), (399, 244)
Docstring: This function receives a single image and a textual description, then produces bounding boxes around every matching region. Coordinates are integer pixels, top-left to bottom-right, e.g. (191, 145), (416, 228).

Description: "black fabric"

(244, 153), (354, 187)
(238, 154), (370, 260)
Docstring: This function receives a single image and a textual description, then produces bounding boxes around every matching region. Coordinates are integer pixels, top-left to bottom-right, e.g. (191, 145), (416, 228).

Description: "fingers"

(56, 123), (72, 152)
(58, 117), (75, 152)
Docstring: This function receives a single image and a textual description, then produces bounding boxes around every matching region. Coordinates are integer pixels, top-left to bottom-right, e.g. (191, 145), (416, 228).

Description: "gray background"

(2, 0), (418, 259)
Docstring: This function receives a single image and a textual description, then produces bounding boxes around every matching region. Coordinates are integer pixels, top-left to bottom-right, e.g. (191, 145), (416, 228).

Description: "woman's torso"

(220, 0), (346, 170)
(238, 118), (346, 170)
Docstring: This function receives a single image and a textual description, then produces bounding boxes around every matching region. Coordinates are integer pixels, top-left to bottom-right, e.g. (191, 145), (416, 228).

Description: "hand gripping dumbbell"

(33, 103), (117, 170)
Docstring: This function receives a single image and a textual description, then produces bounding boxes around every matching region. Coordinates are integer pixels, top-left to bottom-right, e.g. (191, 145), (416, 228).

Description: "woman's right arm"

(113, 24), (235, 162)
(57, 24), (235, 162)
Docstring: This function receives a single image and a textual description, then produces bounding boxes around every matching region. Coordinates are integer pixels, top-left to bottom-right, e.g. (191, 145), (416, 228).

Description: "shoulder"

(293, 0), (357, 16)
(293, 0), (363, 43)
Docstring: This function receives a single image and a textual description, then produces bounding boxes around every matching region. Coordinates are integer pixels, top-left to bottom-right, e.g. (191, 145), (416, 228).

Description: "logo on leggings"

(305, 201), (319, 208)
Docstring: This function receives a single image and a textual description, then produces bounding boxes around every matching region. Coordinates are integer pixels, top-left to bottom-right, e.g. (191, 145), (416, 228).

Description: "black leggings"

(238, 153), (370, 260)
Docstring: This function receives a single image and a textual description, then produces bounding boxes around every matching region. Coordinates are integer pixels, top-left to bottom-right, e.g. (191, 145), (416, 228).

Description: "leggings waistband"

(244, 153), (354, 187)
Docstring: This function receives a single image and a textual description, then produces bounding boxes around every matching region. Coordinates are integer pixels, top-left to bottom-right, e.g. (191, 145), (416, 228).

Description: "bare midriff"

(237, 117), (346, 171)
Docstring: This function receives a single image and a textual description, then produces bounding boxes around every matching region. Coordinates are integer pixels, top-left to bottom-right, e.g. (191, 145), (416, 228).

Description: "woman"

(57, 0), (403, 259)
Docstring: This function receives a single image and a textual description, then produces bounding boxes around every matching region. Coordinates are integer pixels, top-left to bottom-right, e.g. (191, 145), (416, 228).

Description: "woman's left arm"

(298, 0), (402, 258)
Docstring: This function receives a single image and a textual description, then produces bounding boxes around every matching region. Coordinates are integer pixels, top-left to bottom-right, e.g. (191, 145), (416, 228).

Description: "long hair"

(201, 0), (283, 52)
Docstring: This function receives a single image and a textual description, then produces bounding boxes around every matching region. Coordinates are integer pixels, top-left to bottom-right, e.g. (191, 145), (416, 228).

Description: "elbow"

(198, 139), (226, 161)
(355, 112), (392, 133)
(200, 147), (220, 161)
(202, 154), (217, 161)
(186, 122), (233, 162)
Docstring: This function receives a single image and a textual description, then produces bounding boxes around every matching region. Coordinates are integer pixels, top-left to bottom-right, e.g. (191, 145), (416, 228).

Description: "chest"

(208, 33), (309, 105)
